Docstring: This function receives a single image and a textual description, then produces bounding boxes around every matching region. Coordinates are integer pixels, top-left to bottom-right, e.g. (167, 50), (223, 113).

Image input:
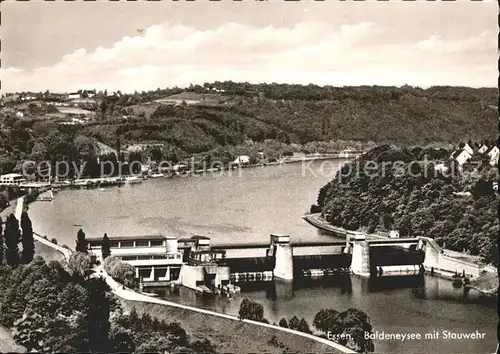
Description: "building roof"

(191, 235), (211, 240)
(451, 149), (469, 159)
(1, 173), (24, 179)
(86, 234), (166, 242)
(486, 145), (499, 155)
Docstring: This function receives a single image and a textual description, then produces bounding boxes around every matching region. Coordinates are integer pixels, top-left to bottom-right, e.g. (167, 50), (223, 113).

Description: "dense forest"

(0, 215), (217, 354)
(313, 145), (498, 265)
(0, 83), (496, 177)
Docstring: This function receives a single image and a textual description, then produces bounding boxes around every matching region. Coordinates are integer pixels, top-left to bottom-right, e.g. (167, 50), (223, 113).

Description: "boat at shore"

(125, 176), (142, 184)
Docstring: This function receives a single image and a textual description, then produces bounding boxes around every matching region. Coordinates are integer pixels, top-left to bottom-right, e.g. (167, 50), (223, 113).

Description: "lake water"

(28, 160), (497, 354)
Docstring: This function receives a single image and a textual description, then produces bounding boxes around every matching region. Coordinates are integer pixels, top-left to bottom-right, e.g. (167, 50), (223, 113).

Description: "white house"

(434, 163), (449, 173)
(15, 111), (24, 118)
(0, 173), (27, 185)
(478, 144), (489, 154)
(389, 230), (400, 239)
(87, 235), (184, 283)
(68, 92), (81, 100)
(463, 143), (474, 155)
(20, 95), (36, 101)
(232, 155), (250, 165)
(451, 149), (472, 166)
(487, 146), (499, 166)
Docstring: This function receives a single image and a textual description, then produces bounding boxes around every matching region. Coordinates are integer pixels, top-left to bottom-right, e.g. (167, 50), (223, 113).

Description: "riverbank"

(44, 153), (361, 193)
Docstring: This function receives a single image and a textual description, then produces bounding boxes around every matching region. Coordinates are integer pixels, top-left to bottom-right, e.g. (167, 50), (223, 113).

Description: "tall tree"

(4, 214), (21, 265)
(87, 278), (110, 353)
(20, 212), (34, 264)
(238, 298), (264, 321)
(101, 233), (111, 260)
(0, 216), (3, 264)
(75, 229), (88, 254)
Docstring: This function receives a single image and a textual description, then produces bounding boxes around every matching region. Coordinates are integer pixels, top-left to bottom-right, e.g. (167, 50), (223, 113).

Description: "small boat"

(124, 176), (142, 184)
(73, 179), (89, 186)
(150, 173), (164, 178)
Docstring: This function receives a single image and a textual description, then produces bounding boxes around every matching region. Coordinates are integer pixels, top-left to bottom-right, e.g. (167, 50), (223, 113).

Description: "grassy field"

(121, 299), (345, 354)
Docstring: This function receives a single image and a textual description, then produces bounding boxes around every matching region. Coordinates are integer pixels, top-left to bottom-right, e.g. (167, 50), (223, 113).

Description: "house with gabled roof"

(478, 144), (489, 154)
(487, 146), (499, 166)
(462, 143), (474, 155)
(451, 148), (472, 166)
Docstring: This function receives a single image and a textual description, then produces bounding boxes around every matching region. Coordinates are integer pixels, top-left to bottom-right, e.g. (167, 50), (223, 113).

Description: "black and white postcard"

(0, 1), (497, 354)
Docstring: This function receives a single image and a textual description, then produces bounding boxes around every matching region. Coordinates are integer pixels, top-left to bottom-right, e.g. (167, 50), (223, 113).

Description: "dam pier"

(86, 231), (487, 295)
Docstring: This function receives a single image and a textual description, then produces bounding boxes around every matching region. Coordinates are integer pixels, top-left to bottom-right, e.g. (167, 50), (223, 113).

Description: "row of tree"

(238, 298), (375, 353)
(0, 212), (34, 266)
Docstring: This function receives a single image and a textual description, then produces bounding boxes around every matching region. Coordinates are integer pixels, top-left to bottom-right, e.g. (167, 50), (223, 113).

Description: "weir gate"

(178, 234), (429, 282)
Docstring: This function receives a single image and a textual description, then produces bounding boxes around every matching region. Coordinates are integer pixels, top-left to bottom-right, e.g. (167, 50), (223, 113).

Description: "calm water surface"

(29, 160), (497, 354)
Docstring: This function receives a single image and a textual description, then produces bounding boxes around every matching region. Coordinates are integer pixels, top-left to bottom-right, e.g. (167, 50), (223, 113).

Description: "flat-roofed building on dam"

(87, 234), (183, 283)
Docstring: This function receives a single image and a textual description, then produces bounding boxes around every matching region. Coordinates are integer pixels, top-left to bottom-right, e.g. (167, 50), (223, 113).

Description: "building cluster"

(67, 89), (97, 100)
(450, 142), (499, 167)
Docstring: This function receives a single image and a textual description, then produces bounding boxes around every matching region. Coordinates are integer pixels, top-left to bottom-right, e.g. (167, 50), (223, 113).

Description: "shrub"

(104, 256), (139, 290)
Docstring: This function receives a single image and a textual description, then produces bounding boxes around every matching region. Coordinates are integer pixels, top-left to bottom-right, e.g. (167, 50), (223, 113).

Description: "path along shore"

(21, 197), (355, 354)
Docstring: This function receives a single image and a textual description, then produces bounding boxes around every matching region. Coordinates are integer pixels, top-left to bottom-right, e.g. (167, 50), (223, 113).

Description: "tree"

(313, 309), (340, 334)
(163, 321), (189, 347)
(278, 318), (288, 328)
(0, 215), (3, 264)
(12, 311), (49, 352)
(75, 229), (88, 253)
(68, 252), (93, 279)
(103, 256), (138, 289)
(108, 326), (135, 353)
(288, 316), (300, 330)
(20, 212), (34, 264)
(29, 142), (48, 162)
(87, 278), (110, 353)
(135, 334), (174, 353)
(191, 338), (217, 354)
(336, 308), (375, 353)
(102, 233), (111, 259)
(238, 298), (264, 321)
(4, 213), (21, 265)
(298, 318), (312, 334)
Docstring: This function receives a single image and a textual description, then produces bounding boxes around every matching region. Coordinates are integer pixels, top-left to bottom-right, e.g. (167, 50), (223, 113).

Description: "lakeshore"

(26, 160), (498, 354)
(44, 152), (361, 191)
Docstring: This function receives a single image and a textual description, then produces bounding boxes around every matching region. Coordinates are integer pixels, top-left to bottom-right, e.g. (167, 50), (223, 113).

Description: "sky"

(1, 0), (497, 93)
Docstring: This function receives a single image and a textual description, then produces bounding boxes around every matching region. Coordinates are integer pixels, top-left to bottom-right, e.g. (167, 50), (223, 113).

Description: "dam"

(87, 231), (486, 294)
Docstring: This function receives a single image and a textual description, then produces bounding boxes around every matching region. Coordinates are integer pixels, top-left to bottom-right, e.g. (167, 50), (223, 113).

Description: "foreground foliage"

(0, 256), (218, 353)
